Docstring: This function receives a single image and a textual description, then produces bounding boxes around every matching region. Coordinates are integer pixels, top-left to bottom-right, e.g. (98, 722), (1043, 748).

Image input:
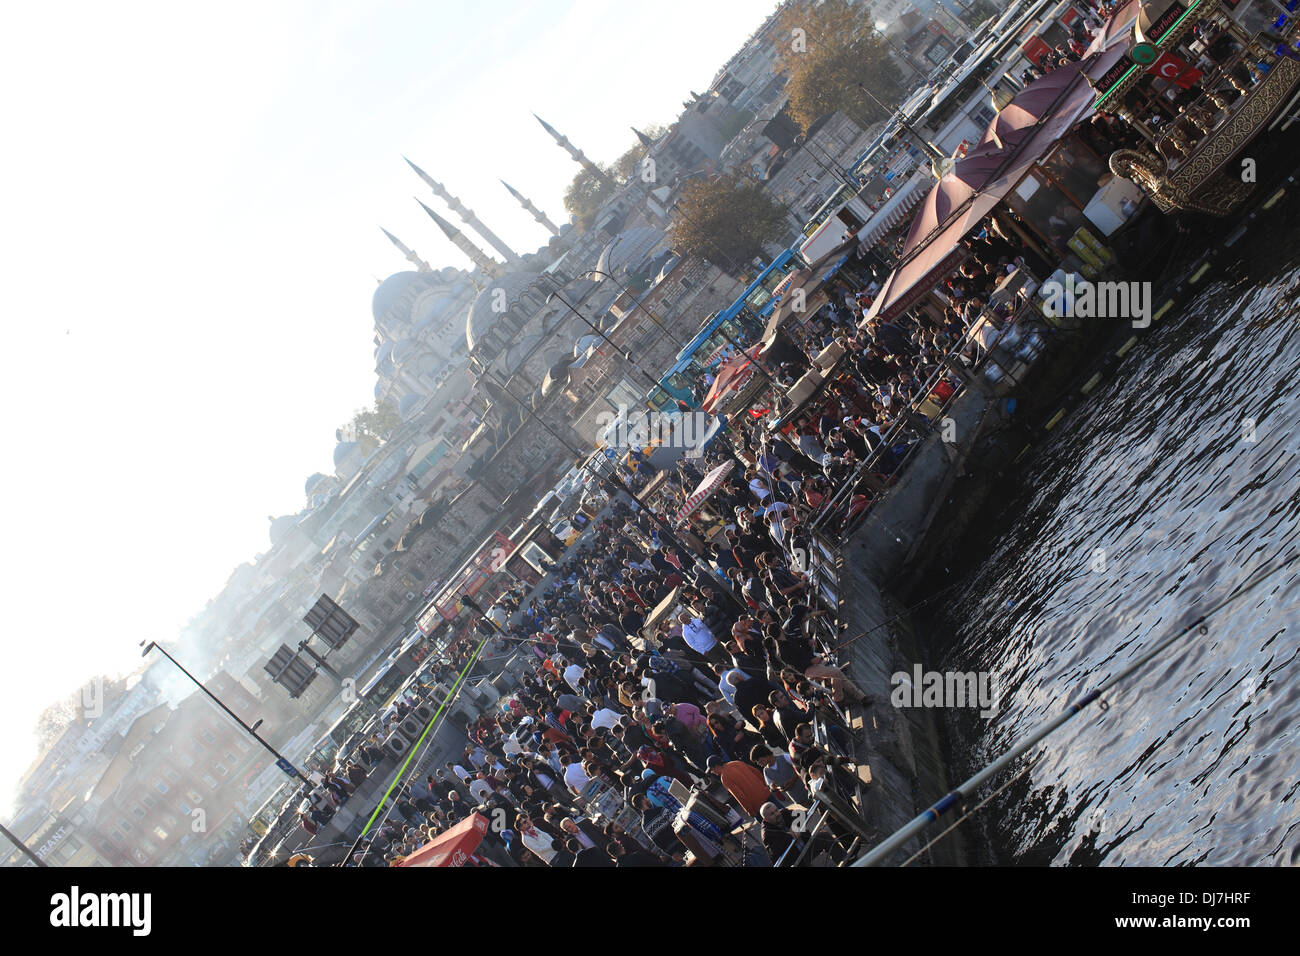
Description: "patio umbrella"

(394, 812), (489, 867)
(676, 461), (735, 522)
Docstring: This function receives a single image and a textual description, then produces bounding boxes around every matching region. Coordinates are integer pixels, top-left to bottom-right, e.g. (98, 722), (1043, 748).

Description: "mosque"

(263, 114), (743, 627)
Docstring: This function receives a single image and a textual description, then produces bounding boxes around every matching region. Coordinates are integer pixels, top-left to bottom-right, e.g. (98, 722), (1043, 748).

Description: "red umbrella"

(676, 461), (735, 522)
(395, 812), (489, 867)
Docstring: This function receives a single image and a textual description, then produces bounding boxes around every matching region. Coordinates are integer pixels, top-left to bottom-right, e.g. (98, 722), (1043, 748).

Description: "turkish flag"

(1148, 51), (1202, 89)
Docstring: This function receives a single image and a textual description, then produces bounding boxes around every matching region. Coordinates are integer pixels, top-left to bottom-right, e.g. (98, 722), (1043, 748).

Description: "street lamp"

(140, 641), (313, 787)
(484, 367), (747, 611)
(0, 822), (47, 867)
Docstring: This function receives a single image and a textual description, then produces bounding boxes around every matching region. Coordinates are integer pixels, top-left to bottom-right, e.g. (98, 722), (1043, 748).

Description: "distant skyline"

(0, 0), (779, 815)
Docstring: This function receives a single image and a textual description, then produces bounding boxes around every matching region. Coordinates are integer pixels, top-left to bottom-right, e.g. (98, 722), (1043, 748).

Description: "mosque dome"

(465, 271), (540, 353)
(304, 473), (329, 496)
(541, 359), (573, 398)
(392, 338), (417, 364)
(595, 226), (667, 277)
(398, 393), (423, 421)
(372, 272), (423, 324)
(333, 440), (360, 468)
(573, 333), (602, 357)
(269, 514), (299, 546)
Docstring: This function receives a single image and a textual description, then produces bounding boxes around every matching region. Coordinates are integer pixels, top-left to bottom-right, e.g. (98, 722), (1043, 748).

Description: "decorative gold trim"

(1170, 54), (1300, 189)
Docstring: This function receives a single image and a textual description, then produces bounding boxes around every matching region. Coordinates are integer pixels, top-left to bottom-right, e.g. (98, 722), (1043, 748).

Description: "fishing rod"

(852, 548), (1300, 866)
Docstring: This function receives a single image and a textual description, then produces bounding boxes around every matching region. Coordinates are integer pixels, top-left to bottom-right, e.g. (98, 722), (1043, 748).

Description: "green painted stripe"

(1044, 409), (1067, 431)
(1189, 262), (1211, 284)
(1263, 188), (1287, 210)
(1115, 336), (1139, 357)
(356, 630), (493, 842)
(1080, 372), (1103, 394)
(1153, 299), (1176, 322)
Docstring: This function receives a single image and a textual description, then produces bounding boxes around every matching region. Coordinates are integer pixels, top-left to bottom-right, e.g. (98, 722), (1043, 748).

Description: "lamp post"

(485, 368), (746, 611)
(580, 266), (780, 432)
(0, 822), (47, 867)
(140, 641), (313, 787)
(855, 82), (946, 165)
(539, 274), (657, 389)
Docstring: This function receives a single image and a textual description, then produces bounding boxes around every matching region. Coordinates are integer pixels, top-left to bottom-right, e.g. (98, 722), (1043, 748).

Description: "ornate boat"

(1093, 0), (1300, 215)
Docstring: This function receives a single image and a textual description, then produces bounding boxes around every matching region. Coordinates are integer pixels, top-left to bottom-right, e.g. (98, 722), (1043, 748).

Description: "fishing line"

(852, 547), (1300, 866)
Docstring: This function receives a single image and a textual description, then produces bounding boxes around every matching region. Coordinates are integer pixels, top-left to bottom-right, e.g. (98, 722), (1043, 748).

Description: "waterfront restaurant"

(865, 7), (1147, 326)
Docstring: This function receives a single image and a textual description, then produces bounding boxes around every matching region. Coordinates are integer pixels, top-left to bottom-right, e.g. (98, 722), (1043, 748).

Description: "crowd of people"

(346, 482), (877, 866)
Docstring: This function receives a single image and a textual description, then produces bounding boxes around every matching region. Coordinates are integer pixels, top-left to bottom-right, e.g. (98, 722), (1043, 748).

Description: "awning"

(677, 461), (735, 522)
(865, 35), (1133, 323)
(701, 344), (765, 413)
(855, 167), (934, 246)
(395, 812), (489, 867)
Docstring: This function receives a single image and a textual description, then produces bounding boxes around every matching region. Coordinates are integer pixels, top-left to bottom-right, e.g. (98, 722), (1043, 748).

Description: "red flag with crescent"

(1148, 52), (1202, 89)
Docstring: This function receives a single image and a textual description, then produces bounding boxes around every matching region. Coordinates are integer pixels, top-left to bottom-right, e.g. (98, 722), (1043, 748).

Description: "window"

(155, 781), (169, 795)
(165, 768), (181, 783)
(153, 827), (168, 842)
(215, 764), (228, 777)
(142, 795), (158, 809)
(178, 803), (192, 816)
(201, 774), (218, 788)
(186, 790), (202, 804)
(201, 730), (217, 745)
(225, 751), (238, 765)
(132, 805), (145, 819)
(121, 820), (133, 833)
(176, 752), (195, 768)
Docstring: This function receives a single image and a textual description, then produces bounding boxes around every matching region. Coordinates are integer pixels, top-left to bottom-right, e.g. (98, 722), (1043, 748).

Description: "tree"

(563, 165), (617, 232)
(344, 399), (401, 452)
(611, 123), (668, 182)
(959, 0), (1000, 27)
(775, 0), (905, 133)
(565, 125), (669, 230)
(33, 675), (129, 749)
(667, 173), (788, 273)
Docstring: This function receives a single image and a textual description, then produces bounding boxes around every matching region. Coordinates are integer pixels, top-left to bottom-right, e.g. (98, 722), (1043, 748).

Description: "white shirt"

(468, 778), (492, 802)
(748, 478), (772, 501)
(591, 708), (623, 732)
(450, 764), (472, 781)
(520, 827), (558, 864)
(718, 669), (746, 706)
(563, 762), (591, 795)
(680, 617), (717, 655)
(563, 663), (585, 690)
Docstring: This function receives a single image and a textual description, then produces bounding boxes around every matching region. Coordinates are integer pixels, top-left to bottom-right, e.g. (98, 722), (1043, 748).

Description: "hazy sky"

(0, 0), (778, 815)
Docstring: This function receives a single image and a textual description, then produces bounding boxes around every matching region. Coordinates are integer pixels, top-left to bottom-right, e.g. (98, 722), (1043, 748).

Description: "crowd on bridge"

(350, 485), (874, 866)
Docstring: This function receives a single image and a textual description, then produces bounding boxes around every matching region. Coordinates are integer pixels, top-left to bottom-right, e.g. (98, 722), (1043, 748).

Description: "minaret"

(416, 199), (501, 278)
(632, 127), (655, 148)
(404, 157), (521, 265)
(533, 114), (613, 186)
(501, 180), (561, 236)
(379, 228), (432, 272)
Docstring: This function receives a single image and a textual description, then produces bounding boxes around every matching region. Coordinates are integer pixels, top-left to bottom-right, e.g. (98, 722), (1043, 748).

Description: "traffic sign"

(276, 758), (299, 778)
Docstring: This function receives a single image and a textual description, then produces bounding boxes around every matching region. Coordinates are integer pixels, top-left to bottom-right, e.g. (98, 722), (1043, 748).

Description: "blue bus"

(646, 249), (800, 409)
